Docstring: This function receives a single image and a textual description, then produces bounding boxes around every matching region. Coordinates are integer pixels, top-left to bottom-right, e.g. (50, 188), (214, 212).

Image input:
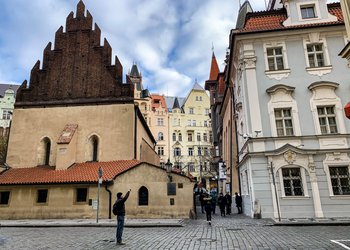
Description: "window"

(205, 109), (209, 115)
(188, 133), (193, 142)
(192, 120), (196, 127)
(204, 120), (208, 127)
(282, 168), (304, 196)
(307, 43), (325, 67)
(138, 186), (149, 206)
(187, 120), (191, 126)
(174, 147), (181, 156)
(157, 118), (164, 126)
(173, 118), (177, 126)
(301, 5), (316, 19)
(188, 148), (194, 156)
(204, 147), (209, 156)
(196, 96), (198, 101)
(43, 137), (51, 165)
(267, 47), (284, 71)
(0, 191), (10, 205)
(92, 137), (98, 162)
(209, 133), (213, 143)
(37, 189), (48, 203)
(160, 162), (165, 168)
(274, 108), (294, 136)
(198, 147), (202, 156)
(178, 133), (182, 141)
(197, 133), (201, 142)
(172, 133), (176, 141)
(329, 166), (350, 195)
(317, 106), (338, 134)
(2, 110), (11, 120)
(203, 133), (208, 142)
(76, 188), (88, 202)
(200, 96), (202, 101)
(189, 108), (194, 114)
(157, 147), (164, 156)
(188, 163), (195, 172)
(158, 132), (164, 141)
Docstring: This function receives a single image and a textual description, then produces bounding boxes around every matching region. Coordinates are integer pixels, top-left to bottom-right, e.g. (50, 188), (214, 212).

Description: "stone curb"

(273, 222), (350, 226)
(0, 223), (183, 228)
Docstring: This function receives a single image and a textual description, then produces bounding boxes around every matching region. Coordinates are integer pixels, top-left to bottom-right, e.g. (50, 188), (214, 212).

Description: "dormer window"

(301, 5), (316, 19)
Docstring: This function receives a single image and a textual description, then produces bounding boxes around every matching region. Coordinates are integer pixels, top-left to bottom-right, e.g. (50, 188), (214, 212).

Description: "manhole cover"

(197, 238), (216, 242)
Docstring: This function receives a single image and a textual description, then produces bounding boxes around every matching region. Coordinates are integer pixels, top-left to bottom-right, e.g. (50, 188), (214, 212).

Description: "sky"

(0, 0), (274, 96)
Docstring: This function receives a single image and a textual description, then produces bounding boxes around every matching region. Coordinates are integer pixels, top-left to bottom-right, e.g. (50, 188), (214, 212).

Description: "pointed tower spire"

(173, 97), (180, 109)
(209, 52), (220, 81)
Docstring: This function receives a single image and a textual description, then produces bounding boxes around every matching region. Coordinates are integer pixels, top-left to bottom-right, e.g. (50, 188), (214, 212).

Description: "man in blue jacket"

(113, 189), (131, 245)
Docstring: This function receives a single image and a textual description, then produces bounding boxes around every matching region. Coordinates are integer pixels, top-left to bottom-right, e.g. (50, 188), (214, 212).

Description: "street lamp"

(165, 159), (173, 182)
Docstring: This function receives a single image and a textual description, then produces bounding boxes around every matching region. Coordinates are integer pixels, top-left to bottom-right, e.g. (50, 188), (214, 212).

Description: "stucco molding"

(323, 152), (350, 197)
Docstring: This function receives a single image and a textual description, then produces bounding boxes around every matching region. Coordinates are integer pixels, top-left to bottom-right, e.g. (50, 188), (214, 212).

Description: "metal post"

(270, 162), (281, 222)
(97, 167), (103, 223)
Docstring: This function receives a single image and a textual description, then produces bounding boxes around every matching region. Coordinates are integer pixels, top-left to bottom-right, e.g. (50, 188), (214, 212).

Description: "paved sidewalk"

(0, 218), (184, 227)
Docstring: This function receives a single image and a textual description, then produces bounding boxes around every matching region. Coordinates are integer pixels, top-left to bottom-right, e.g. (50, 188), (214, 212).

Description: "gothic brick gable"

(16, 1), (133, 107)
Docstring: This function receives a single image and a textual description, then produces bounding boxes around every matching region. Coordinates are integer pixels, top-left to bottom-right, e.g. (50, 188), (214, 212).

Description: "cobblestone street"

(1, 211), (350, 250)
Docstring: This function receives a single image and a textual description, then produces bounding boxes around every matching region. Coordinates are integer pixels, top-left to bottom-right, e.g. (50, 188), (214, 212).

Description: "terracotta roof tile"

(0, 160), (140, 185)
(237, 3), (343, 34)
(150, 94), (167, 111)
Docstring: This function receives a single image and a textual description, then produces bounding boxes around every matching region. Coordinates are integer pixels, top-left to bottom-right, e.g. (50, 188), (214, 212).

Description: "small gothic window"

(88, 135), (99, 162)
(43, 137), (51, 165)
(138, 186), (149, 206)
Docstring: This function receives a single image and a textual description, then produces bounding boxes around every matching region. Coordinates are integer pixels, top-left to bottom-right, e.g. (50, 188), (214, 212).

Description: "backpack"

(112, 201), (119, 216)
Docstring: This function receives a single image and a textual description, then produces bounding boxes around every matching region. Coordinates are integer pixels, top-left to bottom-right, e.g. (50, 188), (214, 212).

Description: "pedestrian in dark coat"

(217, 192), (227, 217)
(210, 190), (217, 214)
(203, 193), (212, 225)
(225, 192), (232, 215)
(199, 192), (205, 213)
(113, 189), (131, 245)
(235, 192), (243, 214)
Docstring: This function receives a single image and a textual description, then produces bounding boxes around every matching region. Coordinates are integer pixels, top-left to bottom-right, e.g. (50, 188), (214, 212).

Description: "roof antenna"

(212, 42), (214, 53)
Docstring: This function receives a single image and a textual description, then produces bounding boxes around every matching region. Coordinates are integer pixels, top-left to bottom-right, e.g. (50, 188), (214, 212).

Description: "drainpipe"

(105, 185), (112, 219)
(134, 107), (138, 159)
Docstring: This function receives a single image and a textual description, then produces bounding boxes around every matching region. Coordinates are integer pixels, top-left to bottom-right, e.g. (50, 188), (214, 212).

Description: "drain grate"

(226, 228), (243, 231)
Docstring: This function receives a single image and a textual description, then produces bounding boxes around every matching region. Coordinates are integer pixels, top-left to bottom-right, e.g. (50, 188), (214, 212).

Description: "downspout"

(229, 87), (233, 195)
(105, 184), (112, 219)
(134, 107), (137, 159)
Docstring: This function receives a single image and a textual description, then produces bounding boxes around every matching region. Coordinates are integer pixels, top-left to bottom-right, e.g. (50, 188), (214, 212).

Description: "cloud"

(0, 0), (336, 96)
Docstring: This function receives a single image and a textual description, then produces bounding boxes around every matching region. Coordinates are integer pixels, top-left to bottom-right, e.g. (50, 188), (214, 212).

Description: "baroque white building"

(229, 0), (350, 219)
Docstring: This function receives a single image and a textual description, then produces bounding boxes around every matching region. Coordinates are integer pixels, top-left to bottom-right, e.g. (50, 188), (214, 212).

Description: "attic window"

(301, 5), (316, 19)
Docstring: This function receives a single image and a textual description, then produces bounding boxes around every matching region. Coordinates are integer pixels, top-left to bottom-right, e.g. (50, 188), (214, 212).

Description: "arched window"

(178, 133), (182, 141)
(88, 135), (99, 162)
(172, 133), (176, 141)
(44, 138), (51, 165)
(158, 132), (164, 141)
(138, 186), (149, 206)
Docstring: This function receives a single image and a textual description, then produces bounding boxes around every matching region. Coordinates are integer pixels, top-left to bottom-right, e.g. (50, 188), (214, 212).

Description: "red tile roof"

(236, 3), (343, 34)
(151, 94), (167, 111)
(209, 52), (220, 81)
(0, 160), (141, 185)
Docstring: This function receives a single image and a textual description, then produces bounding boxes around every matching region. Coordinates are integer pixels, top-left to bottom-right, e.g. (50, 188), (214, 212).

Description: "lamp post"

(97, 167), (103, 223)
(165, 158), (173, 182)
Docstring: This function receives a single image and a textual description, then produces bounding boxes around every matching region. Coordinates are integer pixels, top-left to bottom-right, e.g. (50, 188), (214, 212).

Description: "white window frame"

(189, 107), (194, 114)
(274, 108), (294, 136)
(297, 1), (321, 21)
(267, 86), (301, 137)
(317, 106), (338, 134)
(309, 82), (346, 135)
(323, 153), (350, 197)
(157, 118), (164, 126)
(263, 41), (290, 80)
(157, 147), (164, 156)
(158, 132), (164, 141)
(278, 166), (309, 198)
(188, 148), (194, 156)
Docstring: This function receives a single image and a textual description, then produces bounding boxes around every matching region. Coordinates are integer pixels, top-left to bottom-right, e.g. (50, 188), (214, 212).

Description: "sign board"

(219, 162), (226, 180)
(92, 200), (98, 210)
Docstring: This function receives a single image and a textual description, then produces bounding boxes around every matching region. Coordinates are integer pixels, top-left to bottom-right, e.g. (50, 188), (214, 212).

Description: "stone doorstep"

(273, 217), (350, 226)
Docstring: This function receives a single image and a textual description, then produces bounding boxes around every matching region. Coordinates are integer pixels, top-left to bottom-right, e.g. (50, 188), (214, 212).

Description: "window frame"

(174, 147), (181, 156)
(138, 186), (149, 206)
(300, 5), (316, 19)
(317, 106), (338, 134)
(266, 47), (285, 71)
(278, 166), (309, 198)
(329, 166), (350, 195)
(274, 108), (294, 136)
(158, 132), (164, 141)
(36, 189), (49, 204)
(157, 146), (164, 156)
(188, 147), (194, 156)
(75, 188), (88, 203)
(0, 191), (10, 205)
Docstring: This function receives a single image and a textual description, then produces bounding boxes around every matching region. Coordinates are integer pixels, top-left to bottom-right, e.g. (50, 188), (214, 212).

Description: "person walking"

(203, 193), (212, 225)
(235, 192), (243, 214)
(217, 192), (227, 217)
(210, 190), (217, 214)
(199, 191), (205, 213)
(225, 192), (232, 215)
(113, 189), (131, 245)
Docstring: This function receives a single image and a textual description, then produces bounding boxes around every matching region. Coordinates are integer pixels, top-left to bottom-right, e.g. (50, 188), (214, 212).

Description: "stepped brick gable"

(16, 1), (133, 107)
